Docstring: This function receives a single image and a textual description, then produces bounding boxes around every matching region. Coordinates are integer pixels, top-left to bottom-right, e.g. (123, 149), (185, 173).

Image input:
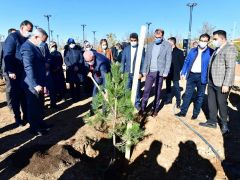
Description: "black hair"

(168, 37), (176, 45)
(199, 33), (210, 41)
(20, 20), (33, 28)
(8, 28), (16, 35)
(155, 28), (164, 36)
(213, 30), (227, 39)
(130, 33), (138, 40)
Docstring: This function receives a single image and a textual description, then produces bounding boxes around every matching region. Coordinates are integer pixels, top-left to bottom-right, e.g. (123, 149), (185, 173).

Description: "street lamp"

(81, 24), (87, 43)
(146, 22), (152, 45)
(92, 31), (96, 48)
(34, 25), (39, 29)
(57, 34), (59, 47)
(51, 30), (54, 41)
(186, 3), (197, 51)
(44, 14), (52, 44)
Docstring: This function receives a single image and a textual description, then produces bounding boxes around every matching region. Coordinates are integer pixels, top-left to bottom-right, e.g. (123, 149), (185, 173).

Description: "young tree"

(86, 63), (143, 156)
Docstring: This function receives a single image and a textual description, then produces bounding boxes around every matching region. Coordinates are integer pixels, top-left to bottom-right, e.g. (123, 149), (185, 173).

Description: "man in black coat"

(165, 37), (184, 108)
(3, 21), (33, 126)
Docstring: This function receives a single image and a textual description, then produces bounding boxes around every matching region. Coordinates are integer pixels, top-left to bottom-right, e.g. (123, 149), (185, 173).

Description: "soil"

(0, 65), (240, 180)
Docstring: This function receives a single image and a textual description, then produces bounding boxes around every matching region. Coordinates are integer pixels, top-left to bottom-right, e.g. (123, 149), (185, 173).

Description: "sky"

(0, 0), (239, 44)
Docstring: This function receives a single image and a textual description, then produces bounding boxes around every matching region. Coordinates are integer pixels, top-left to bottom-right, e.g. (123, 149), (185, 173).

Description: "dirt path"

(0, 74), (240, 179)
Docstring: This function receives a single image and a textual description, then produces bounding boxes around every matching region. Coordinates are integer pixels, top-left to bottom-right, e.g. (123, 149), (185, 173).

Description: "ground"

(0, 65), (240, 180)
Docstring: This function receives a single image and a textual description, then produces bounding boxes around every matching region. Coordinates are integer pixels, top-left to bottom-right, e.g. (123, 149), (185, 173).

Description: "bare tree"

(199, 22), (216, 35)
(106, 33), (118, 47)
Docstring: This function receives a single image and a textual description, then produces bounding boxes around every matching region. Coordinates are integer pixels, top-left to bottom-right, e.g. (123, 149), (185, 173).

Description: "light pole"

(44, 14), (52, 44)
(51, 30), (54, 41)
(34, 25), (39, 29)
(187, 3), (197, 51)
(146, 22), (152, 45)
(92, 31), (96, 48)
(57, 34), (59, 47)
(81, 24), (87, 43)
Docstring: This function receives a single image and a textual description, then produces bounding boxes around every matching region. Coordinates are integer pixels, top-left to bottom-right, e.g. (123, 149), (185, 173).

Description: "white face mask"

(87, 61), (94, 66)
(213, 40), (221, 48)
(102, 45), (107, 50)
(69, 44), (76, 48)
(23, 31), (31, 38)
(130, 42), (138, 47)
(198, 41), (208, 49)
(86, 47), (91, 51)
(50, 47), (56, 53)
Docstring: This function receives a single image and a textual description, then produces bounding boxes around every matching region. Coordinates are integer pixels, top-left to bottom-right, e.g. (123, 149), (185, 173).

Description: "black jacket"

(168, 47), (185, 81)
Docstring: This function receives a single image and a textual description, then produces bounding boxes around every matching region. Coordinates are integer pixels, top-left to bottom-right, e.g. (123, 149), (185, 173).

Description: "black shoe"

(164, 100), (172, 105)
(191, 115), (198, 120)
(175, 112), (186, 117)
(40, 123), (53, 131)
(138, 109), (145, 116)
(176, 104), (181, 109)
(29, 129), (49, 136)
(221, 124), (230, 135)
(199, 122), (217, 129)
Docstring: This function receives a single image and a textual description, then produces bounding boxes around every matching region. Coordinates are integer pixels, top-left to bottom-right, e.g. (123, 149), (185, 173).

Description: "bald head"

(83, 50), (95, 62)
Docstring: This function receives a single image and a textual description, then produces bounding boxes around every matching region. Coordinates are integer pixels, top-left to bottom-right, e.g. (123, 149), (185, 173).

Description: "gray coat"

(142, 40), (172, 76)
(208, 43), (238, 87)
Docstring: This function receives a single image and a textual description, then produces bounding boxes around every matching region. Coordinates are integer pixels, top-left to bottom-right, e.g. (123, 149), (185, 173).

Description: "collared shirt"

(191, 48), (205, 73)
(130, 46), (137, 73)
(150, 43), (161, 72)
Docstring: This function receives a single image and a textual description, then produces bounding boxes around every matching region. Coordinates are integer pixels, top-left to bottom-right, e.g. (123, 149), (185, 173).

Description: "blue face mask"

(155, 38), (162, 44)
(38, 41), (45, 47)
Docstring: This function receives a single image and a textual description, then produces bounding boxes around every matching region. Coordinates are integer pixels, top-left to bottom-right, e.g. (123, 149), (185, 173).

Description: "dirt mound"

(23, 145), (77, 176)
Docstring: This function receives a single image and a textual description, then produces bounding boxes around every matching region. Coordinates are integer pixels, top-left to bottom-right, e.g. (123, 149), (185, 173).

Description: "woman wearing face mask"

(49, 41), (66, 101)
(97, 39), (113, 61)
(64, 38), (86, 102)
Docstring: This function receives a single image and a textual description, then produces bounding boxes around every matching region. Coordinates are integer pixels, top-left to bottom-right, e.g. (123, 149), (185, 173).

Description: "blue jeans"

(181, 72), (206, 116)
(127, 74), (142, 109)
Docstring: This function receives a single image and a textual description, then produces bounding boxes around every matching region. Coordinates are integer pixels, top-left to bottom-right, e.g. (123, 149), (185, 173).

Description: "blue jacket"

(21, 40), (46, 94)
(3, 30), (27, 75)
(121, 45), (145, 74)
(64, 47), (86, 83)
(181, 47), (214, 84)
(86, 52), (111, 85)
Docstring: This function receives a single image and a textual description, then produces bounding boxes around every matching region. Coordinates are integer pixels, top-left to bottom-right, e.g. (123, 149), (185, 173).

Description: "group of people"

(0, 20), (238, 136)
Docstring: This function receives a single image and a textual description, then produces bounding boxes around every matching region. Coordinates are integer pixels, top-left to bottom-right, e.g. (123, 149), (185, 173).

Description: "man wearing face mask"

(3, 20), (33, 127)
(175, 33), (214, 120)
(83, 50), (111, 96)
(165, 37), (185, 108)
(21, 28), (50, 135)
(64, 38), (86, 102)
(200, 30), (238, 134)
(140, 28), (172, 117)
(121, 33), (145, 110)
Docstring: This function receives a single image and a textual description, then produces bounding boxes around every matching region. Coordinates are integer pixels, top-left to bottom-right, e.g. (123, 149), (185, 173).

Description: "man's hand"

(74, 66), (79, 72)
(163, 74), (168, 78)
(222, 86), (229, 93)
(138, 74), (143, 80)
(87, 72), (93, 78)
(181, 75), (186, 80)
(9, 73), (16, 80)
(142, 73), (147, 77)
(34, 85), (43, 94)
